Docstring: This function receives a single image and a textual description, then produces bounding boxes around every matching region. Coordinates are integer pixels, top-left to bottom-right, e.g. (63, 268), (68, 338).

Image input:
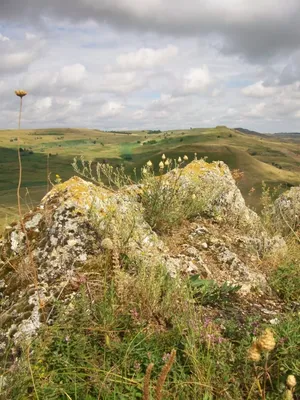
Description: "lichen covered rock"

(0, 161), (285, 358)
(173, 160), (261, 230)
(271, 186), (300, 236)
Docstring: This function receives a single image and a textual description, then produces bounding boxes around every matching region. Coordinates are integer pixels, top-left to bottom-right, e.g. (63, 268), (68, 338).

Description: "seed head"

(286, 375), (297, 389)
(147, 160), (153, 167)
(248, 342), (261, 362)
(15, 90), (27, 98)
(183, 155), (188, 161)
(159, 161), (164, 169)
(194, 152), (197, 160)
(165, 159), (170, 166)
(178, 157), (182, 163)
(142, 167), (147, 174)
(162, 154), (166, 160)
(257, 328), (276, 352)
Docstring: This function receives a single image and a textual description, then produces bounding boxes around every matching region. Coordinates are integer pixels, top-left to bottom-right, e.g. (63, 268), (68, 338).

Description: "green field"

(1, 126), (300, 227)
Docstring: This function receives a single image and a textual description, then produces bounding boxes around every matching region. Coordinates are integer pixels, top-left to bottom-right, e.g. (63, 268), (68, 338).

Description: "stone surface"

(271, 186), (300, 236)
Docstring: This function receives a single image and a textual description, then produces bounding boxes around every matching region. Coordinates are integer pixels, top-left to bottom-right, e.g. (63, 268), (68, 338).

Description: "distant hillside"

(273, 132), (300, 137)
(0, 125), (300, 226)
(234, 127), (267, 137)
(235, 127), (300, 138)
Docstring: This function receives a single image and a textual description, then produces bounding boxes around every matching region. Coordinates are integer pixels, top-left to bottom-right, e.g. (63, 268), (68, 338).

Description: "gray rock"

(271, 186), (300, 236)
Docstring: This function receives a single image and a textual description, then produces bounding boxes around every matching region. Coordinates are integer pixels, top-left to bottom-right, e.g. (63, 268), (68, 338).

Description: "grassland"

(0, 125), (300, 227)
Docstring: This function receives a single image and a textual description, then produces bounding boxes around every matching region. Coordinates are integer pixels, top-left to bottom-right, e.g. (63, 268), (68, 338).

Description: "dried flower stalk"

(143, 363), (154, 400)
(155, 349), (176, 400)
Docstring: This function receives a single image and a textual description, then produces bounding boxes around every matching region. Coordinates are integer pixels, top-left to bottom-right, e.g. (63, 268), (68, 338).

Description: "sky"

(1, 0), (300, 132)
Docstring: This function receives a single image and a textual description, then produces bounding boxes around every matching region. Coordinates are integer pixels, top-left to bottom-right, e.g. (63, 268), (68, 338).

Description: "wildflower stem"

(18, 96), (23, 130)
(17, 137), (23, 225)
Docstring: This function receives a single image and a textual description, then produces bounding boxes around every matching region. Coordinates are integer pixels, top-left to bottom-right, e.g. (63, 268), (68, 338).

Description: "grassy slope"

(0, 126), (300, 226)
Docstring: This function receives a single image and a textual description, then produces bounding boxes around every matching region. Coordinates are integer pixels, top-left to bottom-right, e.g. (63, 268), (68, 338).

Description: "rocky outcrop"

(178, 160), (261, 230)
(271, 186), (300, 236)
(0, 160), (285, 357)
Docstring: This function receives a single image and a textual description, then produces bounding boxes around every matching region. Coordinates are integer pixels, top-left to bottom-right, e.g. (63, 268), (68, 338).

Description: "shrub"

(139, 160), (205, 232)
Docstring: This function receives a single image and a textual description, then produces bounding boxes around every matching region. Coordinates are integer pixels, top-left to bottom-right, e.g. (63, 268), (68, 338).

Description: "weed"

(189, 275), (241, 306)
(269, 263), (300, 304)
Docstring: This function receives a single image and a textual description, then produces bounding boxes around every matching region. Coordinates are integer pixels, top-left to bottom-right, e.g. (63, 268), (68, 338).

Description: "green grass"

(5, 258), (300, 399)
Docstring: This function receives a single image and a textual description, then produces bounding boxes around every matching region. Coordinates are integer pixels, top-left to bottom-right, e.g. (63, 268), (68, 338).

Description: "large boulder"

(178, 160), (261, 230)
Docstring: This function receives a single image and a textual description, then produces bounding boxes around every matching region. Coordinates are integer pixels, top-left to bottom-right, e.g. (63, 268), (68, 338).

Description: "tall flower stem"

(15, 90), (27, 223)
(14, 90), (41, 307)
(15, 91), (27, 225)
(18, 95), (23, 130)
(17, 136), (23, 223)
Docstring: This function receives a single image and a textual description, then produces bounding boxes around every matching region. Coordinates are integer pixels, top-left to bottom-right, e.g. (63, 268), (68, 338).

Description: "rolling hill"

(0, 125), (300, 227)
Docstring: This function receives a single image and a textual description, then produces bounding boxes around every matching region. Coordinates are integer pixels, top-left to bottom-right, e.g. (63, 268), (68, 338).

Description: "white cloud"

(245, 102), (266, 118)
(0, 33), (10, 42)
(149, 93), (182, 111)
(132, 109), (146, 120)
(0, 51), (37, 72)
(59, 64), (86, 86)
(96, 71), (145, 93)
(35, 97), (52, 111)
(183, 66), (213, 93)
(2, 11), (300, 132)
(116, 45), (178, 69)
(242, 81), (278, 97)
(98, 101), (124, 117)
(25, 32), (37, 40)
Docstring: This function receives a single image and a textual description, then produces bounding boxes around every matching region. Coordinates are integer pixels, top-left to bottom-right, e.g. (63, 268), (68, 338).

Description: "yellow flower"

(247, 342), (261, 362)
(257, 328), (276, 352)
(183, 155), (188, 161)
(286, 375), (297, 389)
(162, 154), (166, 160)
(15, 89), (27, 98)
(147, 160), (153, 167)
(159, 161), (164, 169)
(178, 157), (182, 163)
